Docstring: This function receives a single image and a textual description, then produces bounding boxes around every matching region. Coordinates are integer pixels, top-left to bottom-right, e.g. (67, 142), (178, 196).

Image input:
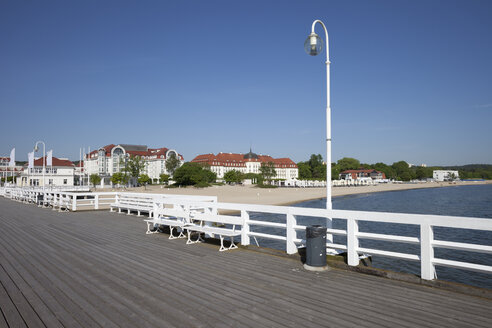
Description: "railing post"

(286, 212), (297, 254)
(347, 218), (360, 266)
(95, 194), (99, 210)
(241, 210), (250, 246)
(72, 194), (77, 211)
(420, 222), (436, 280)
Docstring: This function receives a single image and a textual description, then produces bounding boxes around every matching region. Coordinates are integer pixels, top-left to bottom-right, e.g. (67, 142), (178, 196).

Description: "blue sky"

(1, 0), (491, 165)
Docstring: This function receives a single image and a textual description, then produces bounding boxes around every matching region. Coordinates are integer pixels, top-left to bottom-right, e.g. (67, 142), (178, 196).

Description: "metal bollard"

(304, 225), (329, 271)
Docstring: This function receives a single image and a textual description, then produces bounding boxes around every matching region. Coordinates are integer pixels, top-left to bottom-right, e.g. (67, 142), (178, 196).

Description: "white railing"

(153, 197), (492, 281)
(3, 186), (491, 281)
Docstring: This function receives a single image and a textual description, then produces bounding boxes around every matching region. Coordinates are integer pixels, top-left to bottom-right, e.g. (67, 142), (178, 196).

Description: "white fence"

(0, 187), (216, 213)
(2, 186), (491, 282)
(154, 197), (492, 281)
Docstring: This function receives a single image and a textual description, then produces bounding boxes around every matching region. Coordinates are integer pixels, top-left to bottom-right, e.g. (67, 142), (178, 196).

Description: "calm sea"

(248, 184), (492, 289)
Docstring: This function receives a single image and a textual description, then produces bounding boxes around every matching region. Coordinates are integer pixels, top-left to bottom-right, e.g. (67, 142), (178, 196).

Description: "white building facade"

(433, 170), (459, 182)
(18, 157), (76, 187)
(84, 144), (184, 183)
(191, 150), (298, 180)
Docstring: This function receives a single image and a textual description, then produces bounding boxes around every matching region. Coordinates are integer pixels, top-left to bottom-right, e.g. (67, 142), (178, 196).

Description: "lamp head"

(34, 145), (39, 152)
(304, 32), (323, 56)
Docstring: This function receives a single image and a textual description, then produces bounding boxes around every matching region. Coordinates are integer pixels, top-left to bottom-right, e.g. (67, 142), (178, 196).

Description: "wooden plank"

(0, 277), (28, 328)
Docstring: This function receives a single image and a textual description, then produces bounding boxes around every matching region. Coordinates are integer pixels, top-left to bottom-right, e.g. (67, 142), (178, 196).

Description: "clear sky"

(1, 0), (491, 165)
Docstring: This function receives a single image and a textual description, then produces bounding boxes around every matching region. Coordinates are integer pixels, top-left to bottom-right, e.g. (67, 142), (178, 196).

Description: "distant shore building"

(339, 169), (386, 181)
(18, 156), (76, 187)
(84, 144), (184, 184)
(433, 170), (459, 182)
(191, 149), (298, 179)
(0, 156), (22, 183)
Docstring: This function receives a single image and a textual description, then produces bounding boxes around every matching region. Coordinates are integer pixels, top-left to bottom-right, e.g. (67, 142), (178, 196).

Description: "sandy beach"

(103, 180), (491, 206)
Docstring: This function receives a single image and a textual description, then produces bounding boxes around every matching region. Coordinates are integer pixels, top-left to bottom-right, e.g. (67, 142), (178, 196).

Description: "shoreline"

(99, 180), (492, 207)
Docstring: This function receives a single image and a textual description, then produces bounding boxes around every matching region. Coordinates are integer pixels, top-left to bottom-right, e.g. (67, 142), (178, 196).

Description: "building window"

(63, 179), (67, 185)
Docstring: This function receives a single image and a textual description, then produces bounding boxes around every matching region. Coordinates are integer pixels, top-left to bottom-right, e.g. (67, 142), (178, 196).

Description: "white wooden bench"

(111, 194), (154, 217)
(144, 207), (191, 239)
(185, 213), (243, 251)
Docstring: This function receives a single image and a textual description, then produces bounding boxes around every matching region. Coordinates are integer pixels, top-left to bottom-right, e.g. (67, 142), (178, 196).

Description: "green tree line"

(297, 155), (492, 182)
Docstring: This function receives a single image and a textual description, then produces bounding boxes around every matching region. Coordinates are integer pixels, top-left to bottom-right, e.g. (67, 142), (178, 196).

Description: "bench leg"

(168, 227), (186, 239)
(146, 222), (160, 234)
(186, 230), (204, 244)
(219, 235), (238, 252)
(127, 209), (131, 215)
(137, 210), (141, 217)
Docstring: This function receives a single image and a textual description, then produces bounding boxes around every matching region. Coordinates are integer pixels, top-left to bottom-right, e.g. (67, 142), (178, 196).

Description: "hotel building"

(191, 150), (298, 179)
(18, 157), (76, 187)
(84, 144), (184, 183)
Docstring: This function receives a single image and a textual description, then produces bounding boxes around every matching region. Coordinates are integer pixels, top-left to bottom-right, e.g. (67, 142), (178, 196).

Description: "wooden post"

(72, 194), (77, 211)
(347, 218), (360, 266)
(420, 222), (436, 280)
(241, 210), (250, 246)
(286, 212), (297, 254)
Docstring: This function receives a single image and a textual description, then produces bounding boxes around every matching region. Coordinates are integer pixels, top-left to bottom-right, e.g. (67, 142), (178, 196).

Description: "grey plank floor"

(0, 197), (491, 328)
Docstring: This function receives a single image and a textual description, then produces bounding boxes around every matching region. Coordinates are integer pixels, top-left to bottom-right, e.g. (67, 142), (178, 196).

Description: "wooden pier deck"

(1, 197), (491, 328)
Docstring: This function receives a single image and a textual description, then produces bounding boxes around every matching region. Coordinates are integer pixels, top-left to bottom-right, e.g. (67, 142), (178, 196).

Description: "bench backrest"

(159, 207), (190, 219)
(118, 194), (154, 208)
(192, 213), (243, 226)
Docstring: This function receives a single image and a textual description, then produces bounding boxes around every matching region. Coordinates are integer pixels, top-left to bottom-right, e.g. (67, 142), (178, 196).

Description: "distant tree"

(138, 174), (151, 189)
(331, 164), (341, 180)
(308, 154), (324, 169)
(165, 153), (181, 177)
(159, 173), (170, 184)
(260, 162), (276, 184)
(337, 157), (360, 172)
(297, 162), (312, 179)
(121, 156), (147, 186)
(173, 162), (216, 187)
(312, 164), (326, 180)
(224, 170), (244, 184)
(415, 167), (433, 180)
(89, 174), (101, 187)
(399, 171), (412, 181)
(111, 172), (128, 187)
(392, 161), (414, 180)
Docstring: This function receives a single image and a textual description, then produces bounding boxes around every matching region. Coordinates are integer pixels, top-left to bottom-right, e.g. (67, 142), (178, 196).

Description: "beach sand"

(101, 180), (491, 206)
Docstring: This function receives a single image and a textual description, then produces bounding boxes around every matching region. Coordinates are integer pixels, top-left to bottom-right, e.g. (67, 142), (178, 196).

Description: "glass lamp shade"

(304, 33), (323, 56)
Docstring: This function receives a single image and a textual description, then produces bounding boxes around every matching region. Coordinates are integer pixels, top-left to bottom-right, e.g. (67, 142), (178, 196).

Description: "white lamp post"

(304, 19), (333, 232)
(34, 141), (46, 189)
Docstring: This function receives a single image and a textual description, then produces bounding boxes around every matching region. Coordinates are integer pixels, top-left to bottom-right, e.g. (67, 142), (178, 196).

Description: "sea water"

(249, 184), (492, 289)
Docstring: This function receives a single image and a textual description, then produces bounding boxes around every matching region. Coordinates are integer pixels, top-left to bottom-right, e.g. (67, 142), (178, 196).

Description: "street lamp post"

(34, 141), (46, 189)
(304, 19), (333, 233)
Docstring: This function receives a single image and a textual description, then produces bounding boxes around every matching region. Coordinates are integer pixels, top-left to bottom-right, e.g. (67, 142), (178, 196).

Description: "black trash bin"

(304, 225), (328, 271)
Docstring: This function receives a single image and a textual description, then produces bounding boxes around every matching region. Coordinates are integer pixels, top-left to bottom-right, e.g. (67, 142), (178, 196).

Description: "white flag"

(28, 152), (34, 169)
(9, 148), (15, 167)
(47, 150), (53, 166)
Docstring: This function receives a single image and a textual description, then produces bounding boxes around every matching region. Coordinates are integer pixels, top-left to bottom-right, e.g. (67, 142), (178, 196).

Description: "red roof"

(26, 156), (75, 167)
(191, 152), (297, 168)
(87, 145), (183, 160)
